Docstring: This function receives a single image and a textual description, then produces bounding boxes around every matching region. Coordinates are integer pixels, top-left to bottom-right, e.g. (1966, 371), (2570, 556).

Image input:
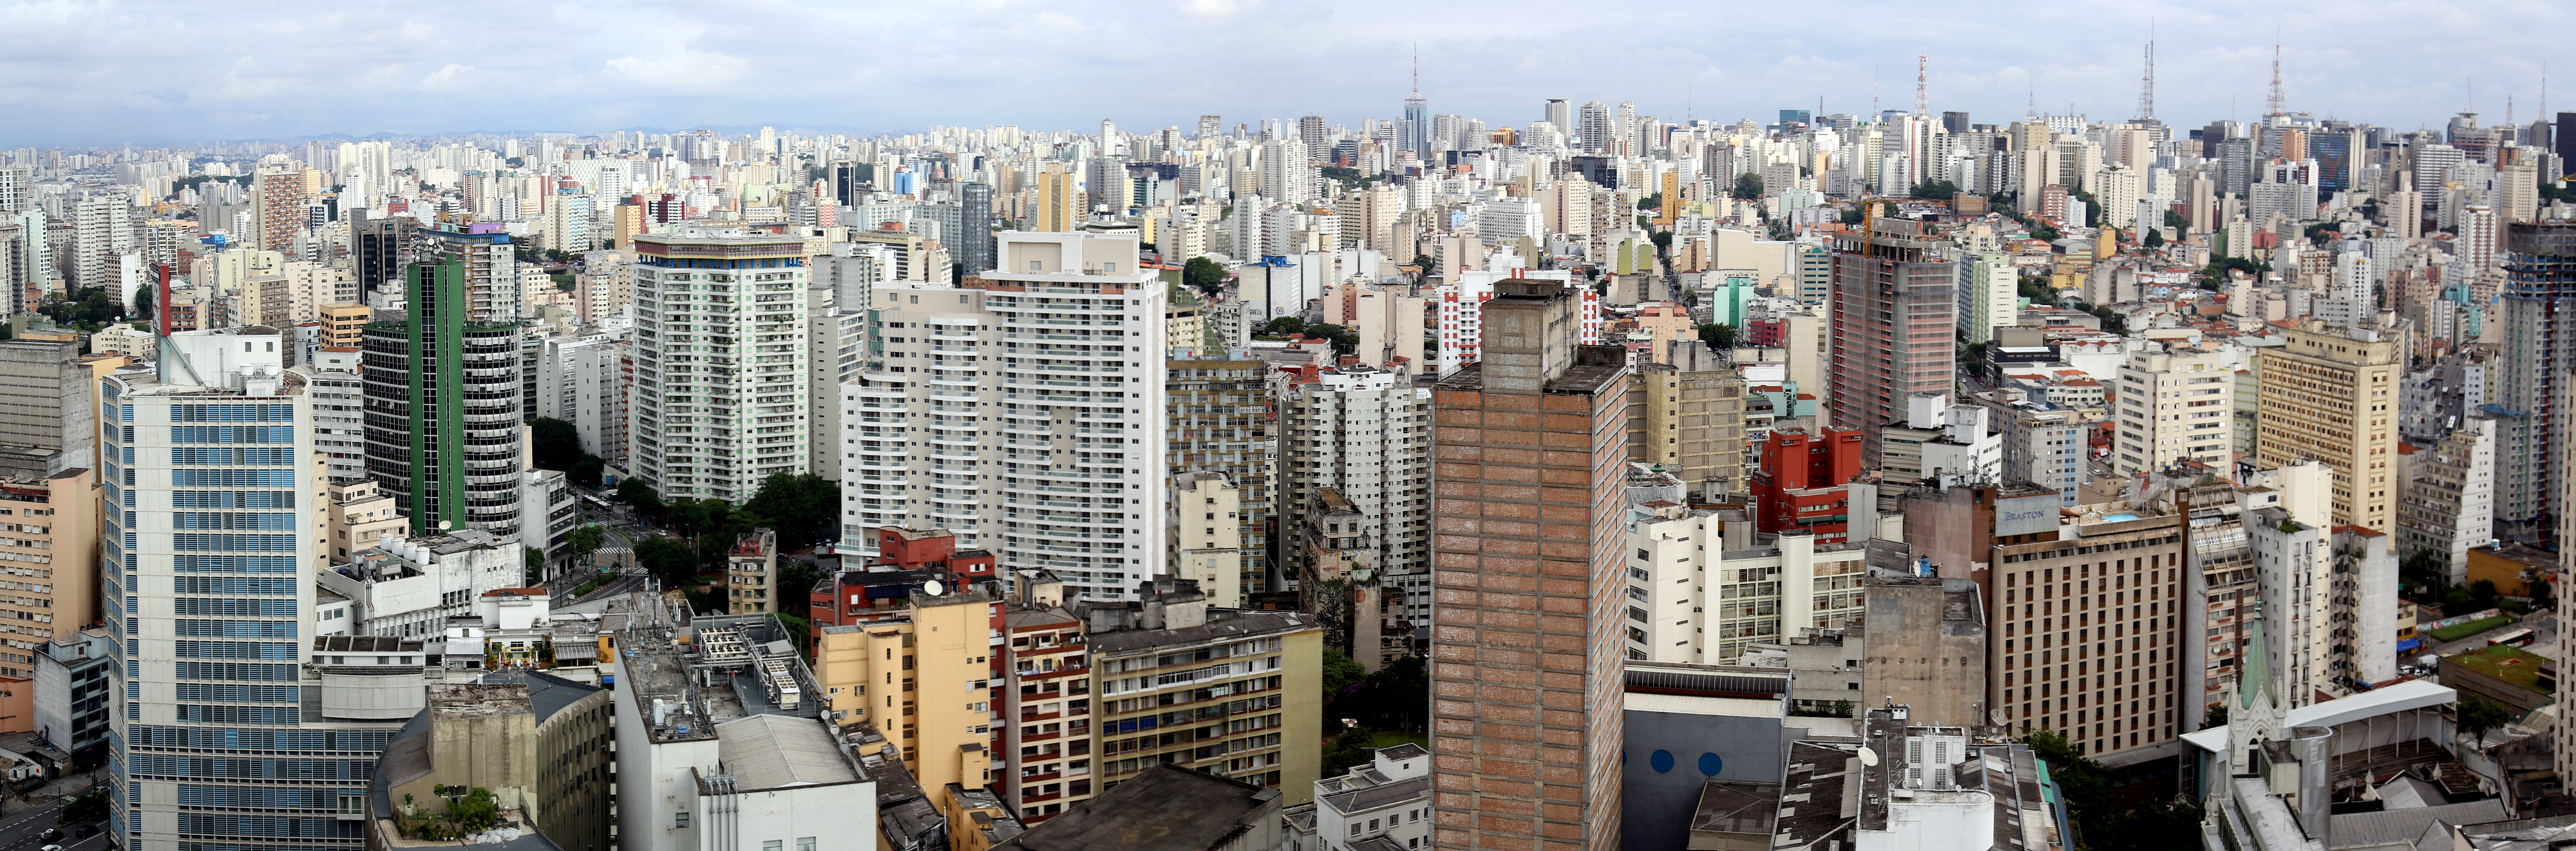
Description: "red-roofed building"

(808, 527), (999, 639)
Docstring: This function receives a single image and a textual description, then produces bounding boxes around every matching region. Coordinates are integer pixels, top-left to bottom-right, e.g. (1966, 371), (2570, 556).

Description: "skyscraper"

(2254, 321), (2401, 533)
(1166, 357), (1278, 594)
(1829, 216), (1957, 465)
(361, 257), (525, 534)
(2495, 221), (2576, 538)
(629, 231), (813, 504)
(109, 331), (418, 851)
(1544, 98), (1571, 138)
(1198, 114), (1223, 140)
(835, 230), (1166, 601)
(1578, 100), (1612, 154)
(1429, 279), (1631, 851)
(411, 223), (516, 322)
(1299, 115), (1329, 154)
(958, 182), (996, 274)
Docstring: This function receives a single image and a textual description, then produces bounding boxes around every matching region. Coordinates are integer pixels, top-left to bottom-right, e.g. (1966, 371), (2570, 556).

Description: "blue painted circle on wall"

(1700, 753), (1722, 776)
(1650, 750), (1674, 773)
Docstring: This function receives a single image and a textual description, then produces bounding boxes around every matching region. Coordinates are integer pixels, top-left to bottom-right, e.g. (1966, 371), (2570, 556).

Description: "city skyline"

(3, 0), (2569, 145)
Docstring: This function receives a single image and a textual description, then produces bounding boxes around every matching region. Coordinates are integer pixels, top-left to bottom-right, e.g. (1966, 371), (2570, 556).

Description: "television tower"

(1915, 55), (1928, 119)
(2133, 32), (2155, 121)
(2264, 40), (2287, 120)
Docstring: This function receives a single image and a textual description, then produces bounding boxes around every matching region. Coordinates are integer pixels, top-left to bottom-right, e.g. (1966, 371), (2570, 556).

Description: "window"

(675, 812), (690, 828)
(764, 843), (782, 851)
(1030, 261), (1043, 272)
(799, 840), (817, 851)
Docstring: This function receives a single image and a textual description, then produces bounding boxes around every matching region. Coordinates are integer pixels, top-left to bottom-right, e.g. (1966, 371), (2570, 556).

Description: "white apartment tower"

(836, 231), (1167, 601)
(629, 231), (814, 503)
(1278, 365), (1432, 588)
(2112, 347), (2236, 477)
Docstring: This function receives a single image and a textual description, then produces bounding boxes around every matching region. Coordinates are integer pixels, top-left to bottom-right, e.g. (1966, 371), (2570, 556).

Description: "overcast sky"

(3, 0), (2568, 147)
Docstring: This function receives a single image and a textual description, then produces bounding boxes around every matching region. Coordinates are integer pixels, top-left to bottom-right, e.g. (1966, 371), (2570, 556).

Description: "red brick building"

(1750, 427), (1864, 543)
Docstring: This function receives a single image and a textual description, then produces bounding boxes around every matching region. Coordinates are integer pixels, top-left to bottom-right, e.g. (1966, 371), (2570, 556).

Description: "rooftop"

(2451, 644), (2553, 692)
(992, 763), (1282, 851)
(714, 714), (862, 792)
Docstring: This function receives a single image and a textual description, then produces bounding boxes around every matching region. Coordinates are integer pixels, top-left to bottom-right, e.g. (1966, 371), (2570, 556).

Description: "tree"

(1649, 230), (1672, 250)
(2401, 549), (2448, 594)
(614, 478), (661, 512)
(1182, 256), (1227, 294)
(634, 536), (699, 587)
(2164, 209), (2188, 229)
(1321, 648), (1365, 715)
(2204, 703), (2228, 729)
(523, 547), (545, 584)
(1731, 173), (1764, 200)
(1635, 193), (1662, 210)
(567, 525), (607, 573)
(2145, 229), (2164, 248)
(743, 472), (839, 550)
(1908, 179), (1960, 200)
(1303, 323), (1358, 355)
(568, 456), (604, 490)
(1698, 323), (1737, 350)
(1322, 725), (1378, 778)
(529, 418), (582, 471)
(133, 285), (155, 318)
(453, 787), (499, 832)
(777, 559), (824, 620)
(1260, 316), (1307, 337)
(1840, 207), (1865, 225)
(2459, 694), (2514, 742)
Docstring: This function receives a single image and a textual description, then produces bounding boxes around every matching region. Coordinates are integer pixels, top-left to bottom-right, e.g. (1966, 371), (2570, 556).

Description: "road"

(0, 796), (109, 851)
(2427, 613), (2557, 659)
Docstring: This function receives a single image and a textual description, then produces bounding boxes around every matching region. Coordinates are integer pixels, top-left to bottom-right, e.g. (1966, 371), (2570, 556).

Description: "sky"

(3, 0), (2570, 147)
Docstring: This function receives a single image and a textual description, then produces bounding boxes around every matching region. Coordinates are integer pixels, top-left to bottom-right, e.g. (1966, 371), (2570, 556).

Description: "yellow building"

(2256, 320), (2401, 532)
(318, 303), (370, 350)
(1034, 169), (1083, 233)
(323, 478), (406, 565)
(813, 590), (998, 796)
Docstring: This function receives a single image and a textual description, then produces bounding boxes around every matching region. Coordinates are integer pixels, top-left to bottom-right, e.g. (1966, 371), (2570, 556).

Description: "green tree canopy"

(634, 536), (698, 587)
(742, 472), (840, 550)
(1908, 180), (1960, 200)
(1731, 173), (1764, 200)
(614, 478), (661, 511)
(529, 418), (582, 470)
(1260, 316), (1307, 337)
(1182, 256), (1227, 293)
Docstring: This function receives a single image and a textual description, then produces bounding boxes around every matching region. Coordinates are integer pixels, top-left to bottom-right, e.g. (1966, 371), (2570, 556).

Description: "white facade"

(1631, 519), (1868, 664)
(1957, 253), (2016, 345)
(629, 231), (814, 503)
(536, 333), (621, 460)
(1285, 745), (1431, 851)
(1433, 270), (1600, 377)
(1280, 367), (1433, 583)
(2246, 462), (2334, 709)
(805, 286), (869, 483)
(2112, 347), (2235, 477)
(836, 231), (1168, 601)
(315, 532), (524, 639)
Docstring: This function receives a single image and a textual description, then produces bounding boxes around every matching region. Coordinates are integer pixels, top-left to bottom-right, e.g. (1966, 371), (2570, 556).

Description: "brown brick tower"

(1428, 280), (1633, 850)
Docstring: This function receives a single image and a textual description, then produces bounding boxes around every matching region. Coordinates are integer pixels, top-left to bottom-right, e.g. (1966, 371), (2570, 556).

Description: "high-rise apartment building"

(1957, 252), (2016, 344)
(72, 194), (131, 296)
(1278, 364), (1431, 615)
(1428, 280), (1631, 850)
(1166, 358), (1276, 592)
(361, 258), (524, 534)
(412, 223), (517, 321)
(959, 182), (996, 274)
(106, 346), (422, 851)
(348, 210), (417, 293)
(0, 469), (100, 684)
(1988, 510), (2186, 758)
(1829, 217), (1956, 465)
(2253, 320), (2401, 534)
(2112, 348), (2236, 477)
(1034, 169), (1081, 232)
(252, 167), (307, 253)
(1626, 341), (1748, 500)
(2495, 221), (2576, 538)
(629, 231), (812, 503)
(836, 231), (1166, 601)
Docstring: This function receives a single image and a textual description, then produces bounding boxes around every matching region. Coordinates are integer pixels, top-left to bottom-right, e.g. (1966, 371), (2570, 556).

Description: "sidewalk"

(0, 765), (106, 821)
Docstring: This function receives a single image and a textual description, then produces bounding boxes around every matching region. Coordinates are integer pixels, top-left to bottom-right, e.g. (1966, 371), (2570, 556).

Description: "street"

(0, 796), (110, 851)
(2425, 613), (2557, 659)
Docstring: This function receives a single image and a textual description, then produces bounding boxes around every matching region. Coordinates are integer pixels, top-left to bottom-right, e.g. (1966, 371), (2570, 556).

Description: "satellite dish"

(1857, 746), (1880, 767)
(923, 580), (945, 597)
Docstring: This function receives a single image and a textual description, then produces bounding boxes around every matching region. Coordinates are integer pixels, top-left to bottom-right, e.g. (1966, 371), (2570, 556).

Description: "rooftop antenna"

(1410, 44), (1419, 97)
(2264, 36), (2287, 119)
(1873, 66), (1881, 118)
(2134, 23), (2156, 121)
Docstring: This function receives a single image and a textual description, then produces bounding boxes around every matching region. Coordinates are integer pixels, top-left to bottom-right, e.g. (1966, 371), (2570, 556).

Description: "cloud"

(0, 0), (2571, 145)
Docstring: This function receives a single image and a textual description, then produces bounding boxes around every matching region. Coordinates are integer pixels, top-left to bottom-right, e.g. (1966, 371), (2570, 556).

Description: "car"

(37, 828), (59, 841)
(41, 844), (61, 851)
(72, 823), (98, 837)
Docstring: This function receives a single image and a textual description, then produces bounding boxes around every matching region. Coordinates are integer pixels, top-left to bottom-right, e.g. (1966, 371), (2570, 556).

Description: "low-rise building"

(365, 673), (614, 850)
(987, 763), (1285, 851)
(30, 628), (109, 766)
(323, 476), (406, 565)
(1281, 743), (1430, 851)
(318, 530), (526, 639)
